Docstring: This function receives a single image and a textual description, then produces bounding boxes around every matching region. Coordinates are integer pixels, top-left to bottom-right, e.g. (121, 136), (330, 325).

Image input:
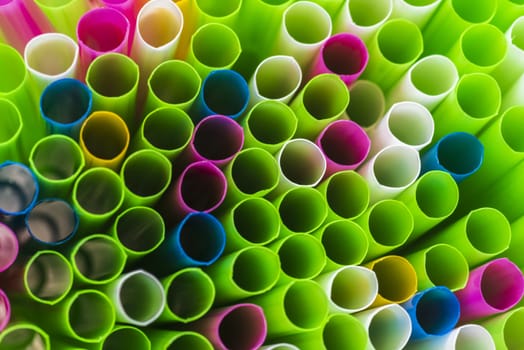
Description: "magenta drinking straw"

(0, 222), (18, 273)
(0, 290), (10, 332)
(309, 32), (369, 86)
(456, 258), (524, 323)
(316, 119), (371, 177)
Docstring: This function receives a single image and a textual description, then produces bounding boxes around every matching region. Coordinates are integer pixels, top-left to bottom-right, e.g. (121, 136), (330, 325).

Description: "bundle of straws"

(1, 0), (524, 349)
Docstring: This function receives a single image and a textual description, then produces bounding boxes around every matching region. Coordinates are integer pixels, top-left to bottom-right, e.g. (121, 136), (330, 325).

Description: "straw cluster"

(0, 0), (524, 349)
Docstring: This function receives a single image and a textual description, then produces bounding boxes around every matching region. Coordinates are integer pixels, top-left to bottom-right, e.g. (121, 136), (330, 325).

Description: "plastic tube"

(491, 0), (524, 31)
(39, 78), (92, 137)
(260, 344), (299, 350)
(101, 325), (151, 350)
(0, 223), (18, 273)
(492, 16), (524, 91)
(456, 258), (524, 323)
(241, 100), (298, 154)
(79, 111), (130, 170)
(387, 54), (458, 111)
(32, 0), (89, 38)
(390, 0), (441, 27)
(480, 306), (524, 350)
(0, 98), (23, 162)
(404, 323), (495, 350)
(358, 144), (420, 203)
(0, 161), (39, 216)
(193, 0), (242, 27)
(290, 73), (349, 139)
(159, 267), (215, 323)
(147, 330), (213, 350)
(0, 323), (50, 349)
(345, 79), (385, 129)
(334, 0), (392, 42)
(70, 234), (127, 285)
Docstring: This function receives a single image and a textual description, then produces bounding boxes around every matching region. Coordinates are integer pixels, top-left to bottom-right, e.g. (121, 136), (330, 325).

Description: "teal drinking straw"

(205, 246), (280, 304)
(28, 134), (85, 199)
(146, 330), (213, 350)
(99, 325), (151, 350)
(85, 53), (139, 131)
(111, 206), (165, 261)
(0, 323), (50, 350)
(32, 0), (89, 38)
(0, 98), (23, 162)
(158, 267), (215, 323)
(70, 234), (127, 285)
(0, 161), (39, 217)
(345, 79), (385, 129)
(361, 18), (423, 92)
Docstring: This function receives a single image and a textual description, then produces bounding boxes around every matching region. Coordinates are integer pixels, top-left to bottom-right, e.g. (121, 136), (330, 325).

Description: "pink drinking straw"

(309, 33), (369, 86)
(0, 289), (11, 332)
(101, 0), (143, 50)
(192, 303), (267, 350)
(76, 7), (130, 78)
(316, 119), (371, 177)
(0, 222), (18, 273)
(455, 258), (524, 323)
(186, 115), (244, 168)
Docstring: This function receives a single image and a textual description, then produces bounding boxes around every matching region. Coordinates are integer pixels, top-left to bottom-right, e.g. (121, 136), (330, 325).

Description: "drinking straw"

(358, 144), (421, 203)
(193, 0), (242, 27)
(368, 101), (434, 155)
(111, 206), (165, 261)
(190, 69), (249, 122)
(387, 54), (458, 111)
(270, 233), (326, 283)
(313, 219), (369, 270)
(272, 1), (332, 69)
(0, 99), (23, 162)
(260, 344), (299, 350)
(219, 197), (280, 252)
(309, 33), (368, 86)
(361, 18), (423, 92)
(133, 107), (194, 160)
(158, 267), (215, 323)
(396, 170), (459, 240)
(79, 111), (130, 170)
(248, 55), (302, 107)
(185, 115), (244, 167)
(281, 313), (368, 350)
(191, 303), (267, 350)
(241, 101), (298, 154)
(365, 255), (418, 306)
(447, 23), (507, 75)
(248, 280), (328, 337)
(274, 138), (327, 193)
(143, 60), (202, 115)
(28, 134), (85, 199)
(223, 148), (279, 204)
(85, 53), (139, 130)
(305, 0), (345, 17)
(104, 269), (165, 327)
(185, 23), (242, 79)
(390, 0), (441, 28)
(404, 323), (496, 350)
(480, 306), (524, 349)
(492, 17), (524, 92)
(32, 0), (88, 38)
(146, 212), (225, 276)
(0, 161), (39, 216)
(316, 265), (378, 314)
(71, 167), (124, 232)
(272, 187), (328, 236)
(70, 234), (127, 285)
(422, 0), (497, 55)
(431, 73), (500, 140)
(354, 303), (412, 350)
(172, 0), (195, 60)
(421, 132), (484, 183)
(289, 73), (349, 139)
(24, 33), (79, 92)
(316, 120), (371, 176)
(130, 0), (183, 78)
(120, 149), (172, 207)
(334, 0), (393, 42)
(101, 0), (140, 23)
(39, 78), (92, 137)
(492, 0), (524, 31)
(100, 325), (151, 350)
(168, 161), (227, 216)
(0, 223), (18, 273)
(402, 286), (460, 339)
(76, 7), (130, 77)
(205, 246), (280, 304)
(345, 79), (385, 130)
(146, 330), (213, 350)
(0, 323), (50, 350)
(25, 199), (78, 247)
(456, 258), (524, 323)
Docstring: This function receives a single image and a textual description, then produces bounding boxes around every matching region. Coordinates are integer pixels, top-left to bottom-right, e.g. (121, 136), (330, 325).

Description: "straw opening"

(247, 102), (296, 145)
(436, 132), (483, 176)
(25, 34), (77, 76)
(27, 200), (77, 244)
(78, 9), (128, 52)
(68, 291), (114, 341)
(346, 81), (384, 128)
(425, 245), (468, 290)
(461, 24), (506, 68)
(373, 146), (420, 188)
(284, 281), (328, 329)
(454, 325), (494, 349)
(138, 4), (182, 48)
(348, 0), (391, 26)
(143, 108), (193, 151)
(331, 267), (377, 311)
(203, 71), (248, 117)
(0, 163), (38, 215)
(456, 74), (500, 119)
(123, 151), (171, 197)
(102, 327), (150, 349)
(323, 35), (367, 75)
(320, 120), (370, 166)
(81, 113), (129, 161)
(26, 252), (72, 302)
(166, 269), (214, 320)
(481, 260), (524, 310)
(415, 288), (460, 335)
(233, 198), (279, 244)
(233, 247), (279, 292)
(279, 234), (325, 279)
(325, 171), (369, 219)
(451, 0), (496, 23)
(504, 308), (524, 349)
(416, 171), (458, 218)
(116, 207), (164, 253)
(255, 57), (301, 99)
(87, 54), (138, 97)
(30, 135), (84, 181)
(501, 106), (524, 153)
(178, 213), (225, 264)
(167, 333), (212, 350)
(377, 20), (422, 64)
(466, 208), (510, 254)
(150, 61), (201, 104)
(231, 148), (278, 195)
(373, 257), (416, 302)
(388, 104), (433, 147)
(284, 2), (331, 45)
(323, 314), (367, 349)
(410, 56), (457, 96)
(192, 24), (240, 68)
(303, 75), (348, 120)
(73, 236), (126, 283)
(193, 116), (243, 161)
(218, 305), (266, 350)
(0, 45), (25, 93)
(279, 140), (326, 186)
(180, 163), (226, 212)
(0, 100), (21, 144)
(368, 305), (410, 350)
(368, 200), (412, 246)
(118, 271), (164, 324)
(195, 0), (241, 17)
(0, 325), (49, 349)
(41, 79), (92, 125)
(321, 220), (368, 266)
(74, 169), (123, 214)
(279, 188), (326, 233)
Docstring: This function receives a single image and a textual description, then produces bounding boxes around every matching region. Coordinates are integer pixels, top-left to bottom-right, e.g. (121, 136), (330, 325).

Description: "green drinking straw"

(480, 306), (524, 349)
(390, 0), (441, 28)
(0, 323), (50, 350)
(85, 53), (140, 131)
(159, 267), (215, 323)
(193, 0), (242, 27)
(307, 0), (345, 17)
(431, 72), (501, 141)
(492, 16), (524, 92)
(361, 18), (423, 92)
(99, 325), (151, 350)
(205, 246), (280, 305)
(0, 98), (23, 162)
(146, 330), (213, 350)
(396, 170), (459, 241)
(345, 80), (385, 129)
(491, 0), (524, 31)
(28, 134), (85, 199)
(505, 216), (524, 270)
(333, 0), (393, 42)
(404, 243), (469, 291)
(422, 0), (497, 54)
(185, 22), (242, 79)
(33, 0), (89, 38)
